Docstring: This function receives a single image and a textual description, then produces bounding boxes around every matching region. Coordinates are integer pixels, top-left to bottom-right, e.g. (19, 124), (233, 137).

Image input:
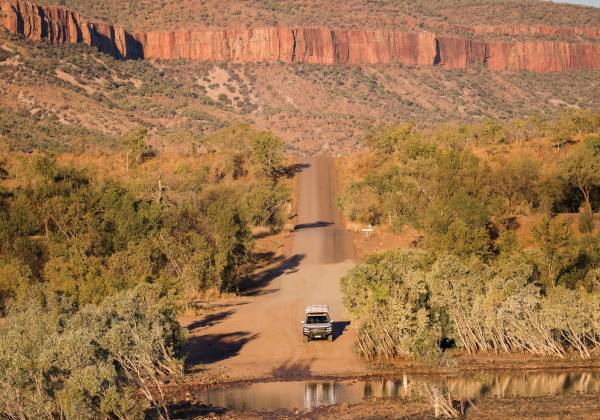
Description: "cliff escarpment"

(2, 0), (599, 72)
(0, 0), (143, 58)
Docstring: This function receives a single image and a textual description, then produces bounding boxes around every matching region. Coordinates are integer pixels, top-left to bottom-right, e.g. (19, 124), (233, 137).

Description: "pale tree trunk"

(157, 177), (163, 204)
(579, 186), (593, 218)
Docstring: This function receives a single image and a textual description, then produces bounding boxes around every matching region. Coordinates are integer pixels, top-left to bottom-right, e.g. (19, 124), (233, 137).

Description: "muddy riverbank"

(167, 384), (600, 419)
(161, 367), (600, 418)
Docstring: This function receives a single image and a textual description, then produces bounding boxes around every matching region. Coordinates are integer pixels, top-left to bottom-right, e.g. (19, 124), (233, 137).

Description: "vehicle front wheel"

(303, 335), (309, 342)
(327, 334), (333, 342)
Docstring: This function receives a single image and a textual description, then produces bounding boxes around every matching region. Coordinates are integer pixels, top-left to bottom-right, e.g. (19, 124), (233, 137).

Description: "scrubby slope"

(41, 0), (600, 32)
(1, 31), (599, 153)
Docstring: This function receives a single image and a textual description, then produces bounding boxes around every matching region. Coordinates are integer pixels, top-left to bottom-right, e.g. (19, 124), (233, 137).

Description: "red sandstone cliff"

(0, 0), (143, 58)
(2, 0), (599, 72)
(134, 29), (438, 66)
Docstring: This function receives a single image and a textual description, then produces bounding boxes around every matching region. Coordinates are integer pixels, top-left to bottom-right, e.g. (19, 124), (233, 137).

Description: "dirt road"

(184, 157), (365, 380)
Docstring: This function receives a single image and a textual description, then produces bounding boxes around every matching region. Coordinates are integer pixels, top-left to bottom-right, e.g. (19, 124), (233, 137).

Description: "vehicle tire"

(303, 335), (309, 342)
(327, 334), (333, 342)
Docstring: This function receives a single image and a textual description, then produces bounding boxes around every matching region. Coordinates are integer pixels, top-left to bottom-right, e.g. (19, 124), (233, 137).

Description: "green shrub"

(342, 249), (600, 362)
(244, 183), (289, 230)
(251, 132), (285, 181)
(0, 258), (32, 315)
(341, 249), (442, 361)
(532, 216), (577, 288)
(579, 212), (595, 234)
(0, 286), (185, 419)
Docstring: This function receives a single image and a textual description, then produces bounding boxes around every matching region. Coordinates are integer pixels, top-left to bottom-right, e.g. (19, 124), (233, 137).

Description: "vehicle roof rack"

(305, 305), (329, 314)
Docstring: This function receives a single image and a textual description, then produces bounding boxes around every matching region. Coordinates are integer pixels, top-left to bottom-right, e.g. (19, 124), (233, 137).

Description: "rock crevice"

(2, 0), (599, 72)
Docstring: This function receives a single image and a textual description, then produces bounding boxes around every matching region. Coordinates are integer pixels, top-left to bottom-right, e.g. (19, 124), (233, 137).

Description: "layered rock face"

(2, 0), (599, 72)
(436, 36), (600, 72)
(0, 0), (143, 57)
(135, 29), (438, 66)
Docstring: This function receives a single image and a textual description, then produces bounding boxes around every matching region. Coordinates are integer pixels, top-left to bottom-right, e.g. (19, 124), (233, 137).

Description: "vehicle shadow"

(184, 331), (259, 368)
(332, 321), (351, 341)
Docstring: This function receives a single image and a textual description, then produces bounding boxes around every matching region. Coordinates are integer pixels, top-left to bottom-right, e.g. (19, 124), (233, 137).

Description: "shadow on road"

(185, 331), (259, 367)
(186, 299), (249, 315)
(168, 402), (228, 419)
(186, 310), (235, 332)
(241, 253), (305, 296)
(253, 229), (288, 239)
(283, 162), (311, 178)
(293, 221), (334, 231)
(332, 321), (351, 341)
(271, 359), (314, 379)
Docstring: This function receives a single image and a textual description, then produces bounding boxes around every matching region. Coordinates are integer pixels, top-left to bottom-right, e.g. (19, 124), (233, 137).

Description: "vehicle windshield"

(306, 315), (329, 324)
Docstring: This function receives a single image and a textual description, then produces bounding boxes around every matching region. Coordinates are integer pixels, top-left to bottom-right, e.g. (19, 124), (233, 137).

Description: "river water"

(193, 370), (600, 411)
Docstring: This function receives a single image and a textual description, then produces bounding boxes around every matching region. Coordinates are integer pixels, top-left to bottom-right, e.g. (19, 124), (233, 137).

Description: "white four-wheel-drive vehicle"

(302, 305), (333, 342)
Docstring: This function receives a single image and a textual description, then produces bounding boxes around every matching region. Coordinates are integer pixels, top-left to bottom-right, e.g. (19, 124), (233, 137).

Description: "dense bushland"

(342, 249), (600, 361)
(340, 110), (600, 361)
(0, 286), (184, 419)
(0, 125), (289, 310)
(339, 109), (600, 250)
(0, 123), (290, 417)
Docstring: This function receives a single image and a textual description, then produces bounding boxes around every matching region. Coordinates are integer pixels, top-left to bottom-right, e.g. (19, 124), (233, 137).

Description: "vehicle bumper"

(304, 330), (332, 339)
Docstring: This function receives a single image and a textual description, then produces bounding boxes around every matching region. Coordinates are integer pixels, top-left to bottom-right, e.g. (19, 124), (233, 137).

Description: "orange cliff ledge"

(2, 0), (600, 72)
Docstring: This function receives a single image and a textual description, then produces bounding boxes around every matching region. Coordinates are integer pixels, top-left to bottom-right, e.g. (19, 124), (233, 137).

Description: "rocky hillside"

(1, 0), (599, 153)
(2, 0), (600, 72)
(37, 0), (600, 32)
(1, 29), (599, 154)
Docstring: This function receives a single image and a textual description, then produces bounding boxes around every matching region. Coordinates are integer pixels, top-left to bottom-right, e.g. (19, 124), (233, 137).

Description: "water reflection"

(305, 382), (336, 408)
(195, 370), (600, 412)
